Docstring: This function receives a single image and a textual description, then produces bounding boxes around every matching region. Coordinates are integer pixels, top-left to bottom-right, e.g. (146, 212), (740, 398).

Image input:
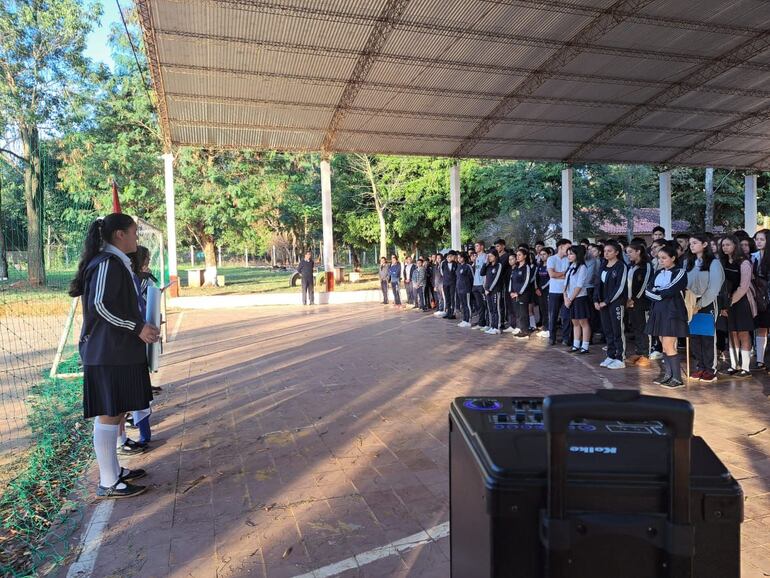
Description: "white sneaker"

(480, 326), (490, 332)
(502, 327), (515, 333)
(649, 351), (664, 360)
(458, 321), (471, 328)
(436, 311), (447, 318)
(491, 328), (501, 335)
(607, 359), (626, 369)
(432, 311), (442, 316)
(600, 357), (613, 368)
(537, 330), (550, 338)
(512, 328), (521, 335)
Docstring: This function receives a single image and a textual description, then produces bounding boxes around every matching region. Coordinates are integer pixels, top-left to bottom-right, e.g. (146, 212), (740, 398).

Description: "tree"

(0, 0), (102, 284)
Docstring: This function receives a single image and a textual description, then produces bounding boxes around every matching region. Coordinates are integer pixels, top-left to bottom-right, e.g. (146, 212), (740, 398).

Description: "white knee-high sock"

(741, 350), (752, 371)
(729, 345), (738, 369)
(529, 315), (536, 328)
(94, 419), (121, 488)
(756, 336), (767, 364)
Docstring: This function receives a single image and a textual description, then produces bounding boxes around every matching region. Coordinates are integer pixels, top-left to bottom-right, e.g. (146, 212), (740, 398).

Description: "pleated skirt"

(569, 296), (592, 320)
(83, 364), (153, 419)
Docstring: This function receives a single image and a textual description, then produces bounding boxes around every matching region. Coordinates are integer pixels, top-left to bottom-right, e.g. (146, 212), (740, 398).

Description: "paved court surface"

(59, 304), (770, 577)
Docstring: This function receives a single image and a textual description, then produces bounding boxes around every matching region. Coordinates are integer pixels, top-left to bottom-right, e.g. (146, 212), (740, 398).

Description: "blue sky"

(84, 0), (123, 69)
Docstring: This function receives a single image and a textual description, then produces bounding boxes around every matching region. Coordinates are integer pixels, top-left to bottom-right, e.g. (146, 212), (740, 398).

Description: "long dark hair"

(684, 233), (715, 273)
(567, 244), (586, 268)
(627, 242), (649, 265)
(755, 229), (770, 277)
(69, 213), (136, 297)
(129, 245), (158, 283)
(719, 234), (746, 267)
(515, 248), (531, 266)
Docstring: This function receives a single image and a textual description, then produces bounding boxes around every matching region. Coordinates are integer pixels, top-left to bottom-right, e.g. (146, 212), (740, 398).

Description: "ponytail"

(68, 213), (136, 297)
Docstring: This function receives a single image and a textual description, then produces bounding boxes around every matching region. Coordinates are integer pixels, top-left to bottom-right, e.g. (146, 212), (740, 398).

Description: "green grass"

(176, 265), (383, 295)
(0, 359), (91, 577)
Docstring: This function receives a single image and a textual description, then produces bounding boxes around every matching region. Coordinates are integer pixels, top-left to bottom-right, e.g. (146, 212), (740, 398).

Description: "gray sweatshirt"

(686, 257), (725, 310)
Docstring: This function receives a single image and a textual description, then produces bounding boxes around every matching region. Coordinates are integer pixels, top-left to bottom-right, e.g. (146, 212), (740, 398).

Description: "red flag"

(111, 180), (122, 213)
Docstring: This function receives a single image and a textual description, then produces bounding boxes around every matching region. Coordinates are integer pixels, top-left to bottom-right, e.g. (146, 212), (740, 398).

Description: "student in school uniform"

(494, 239), (512, 329)
(719, 235), (755, 378)
(388, 255), (403, 307)
(752, 229), (770, 370)
(402, 256), (415, 305)
(563, 245), (591, 354)
(535, 247), (551, 337)
(441, 251), (458, 320)
(412, 257), (428, 311)
(378, 257), (389, 304)
(594, 240), (628, 369)
(68, 213), (160, 499)
(684, 234), (725, 383)
(482, 249), (503, 335)
(645, 245), (689, 388)
(547, 239), (572, 346)
(456, 252), (475, 328)
(471, 242), (488, 329)
(625, 242), (653, 367)
(508, 248), (535, 340)
(432, 253), (445, 316)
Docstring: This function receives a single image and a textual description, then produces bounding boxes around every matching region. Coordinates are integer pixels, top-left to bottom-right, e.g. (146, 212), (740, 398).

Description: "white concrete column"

(745, 174), (758, 234)
(450, 162), (461, 250)
(659, 171), (672, 238)
(561, 167), (574, 241)
(162, 152), (179, 296)
(320, 158), (335, 290)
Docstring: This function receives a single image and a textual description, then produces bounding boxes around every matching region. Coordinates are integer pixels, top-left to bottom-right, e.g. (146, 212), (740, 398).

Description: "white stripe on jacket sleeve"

(94, 260), (137, 331)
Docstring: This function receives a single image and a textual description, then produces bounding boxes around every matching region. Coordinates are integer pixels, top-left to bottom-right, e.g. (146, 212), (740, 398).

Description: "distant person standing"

(297, 251), (315, 306)
(379, 257), (389, 304)
(389, 255), (403, 307)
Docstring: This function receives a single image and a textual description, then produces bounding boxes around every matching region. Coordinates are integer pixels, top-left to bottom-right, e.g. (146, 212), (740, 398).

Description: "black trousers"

(513, 299), (530, 333)
(502, 292), (512, 329)
(486, 292), (500, 330)
(547, 293), (570, 344)
(628, 303), (649, 356)
(458, 290), (471, 323)
(380, 280), (389, 303)
(537, 289), (548, 328)
(434, 285), (444, 311)
(301, 278), (314, 305)
(599, 300), (626, 360)
(405, 281), (413, 304)
(472, 286), (487, 327)
(443, 285), (456, 317)
(391, 281), (401, 305)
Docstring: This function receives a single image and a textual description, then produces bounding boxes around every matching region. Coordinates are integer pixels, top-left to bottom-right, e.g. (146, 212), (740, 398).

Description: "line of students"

(383, 226), (770, 390)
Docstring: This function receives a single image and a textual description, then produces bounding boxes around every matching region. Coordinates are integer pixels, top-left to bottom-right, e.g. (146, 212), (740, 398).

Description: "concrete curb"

(169, 289), (408, 309)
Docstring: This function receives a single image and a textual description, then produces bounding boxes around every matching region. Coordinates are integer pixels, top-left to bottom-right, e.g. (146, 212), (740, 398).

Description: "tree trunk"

(201, 234), (218, 286)
(704, 167), (714, 233)
(351, 248), (360, 271)
(375, 201), (387, 260)
(21, 125), (45, 285)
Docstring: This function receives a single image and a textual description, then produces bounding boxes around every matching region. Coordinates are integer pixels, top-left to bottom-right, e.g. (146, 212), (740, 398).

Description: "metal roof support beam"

(672, 105), (770, 168)
(157, 29), (770, 101)
(450, 163), (461, 251)
(202, 0), (770, 72)
(567, 31), (770, 162)
(321, 0), (411, 154)
(452, 0), (656, 158)
(562, 168), (574, 242)
(746, 175), (758, 235)
(320, 158), (335, 291)
(659, 172), (672, 238)
(136, 0), (173, 151)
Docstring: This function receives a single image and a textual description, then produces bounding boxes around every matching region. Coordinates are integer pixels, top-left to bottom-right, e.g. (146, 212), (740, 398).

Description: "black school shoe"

(734, 369), (751, 379)
(118, 467), (147, 482)
(117, 438), (148, 456)
(659, 379), (684, 389)
(97, 481), (148, 499)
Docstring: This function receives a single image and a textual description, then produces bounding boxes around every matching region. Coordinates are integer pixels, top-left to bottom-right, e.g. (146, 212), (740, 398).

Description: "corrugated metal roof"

(137, 0), (770, 169)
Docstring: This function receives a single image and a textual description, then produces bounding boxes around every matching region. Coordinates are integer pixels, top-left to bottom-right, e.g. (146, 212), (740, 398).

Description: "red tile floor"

(58, 304), (770, 577)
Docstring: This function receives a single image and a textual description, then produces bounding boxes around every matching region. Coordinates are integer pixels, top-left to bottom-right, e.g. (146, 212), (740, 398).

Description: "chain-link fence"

(0, 148), (166, 575)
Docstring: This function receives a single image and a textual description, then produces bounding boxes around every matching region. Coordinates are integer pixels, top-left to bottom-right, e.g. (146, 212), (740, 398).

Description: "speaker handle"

(543, 389), (694, 578)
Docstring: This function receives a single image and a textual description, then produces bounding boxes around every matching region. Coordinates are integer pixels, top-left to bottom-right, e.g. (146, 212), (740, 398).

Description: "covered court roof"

(136, 0), (770, 170)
